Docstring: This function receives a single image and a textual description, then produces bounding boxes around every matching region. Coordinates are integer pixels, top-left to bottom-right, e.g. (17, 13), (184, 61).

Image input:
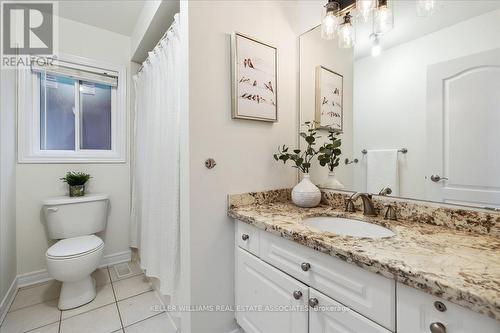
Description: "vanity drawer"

(236, 220), (260, 256)
(259, 231), (396, 331)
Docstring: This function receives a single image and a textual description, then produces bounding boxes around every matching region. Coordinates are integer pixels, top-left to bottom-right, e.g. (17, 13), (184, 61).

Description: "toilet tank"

(43, 193), (109, 239)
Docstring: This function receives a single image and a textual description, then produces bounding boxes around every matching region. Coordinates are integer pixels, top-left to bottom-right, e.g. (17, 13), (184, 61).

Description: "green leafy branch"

(273, 121), (321, 173)
(317, 129), (342, 172)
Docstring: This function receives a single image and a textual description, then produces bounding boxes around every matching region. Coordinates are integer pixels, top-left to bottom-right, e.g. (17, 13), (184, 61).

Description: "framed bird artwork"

(315, 65), (343, 132)
(231, 32), (278, 122)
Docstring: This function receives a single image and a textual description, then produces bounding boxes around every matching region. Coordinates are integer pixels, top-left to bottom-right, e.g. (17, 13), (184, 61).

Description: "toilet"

(43, 193), (109, 310)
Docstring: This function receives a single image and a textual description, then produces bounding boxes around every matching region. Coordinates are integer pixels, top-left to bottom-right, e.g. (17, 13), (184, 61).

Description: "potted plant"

(273, 121), (322, 208)
(317, 129), (344, 189)
(60, 172), (92, 197)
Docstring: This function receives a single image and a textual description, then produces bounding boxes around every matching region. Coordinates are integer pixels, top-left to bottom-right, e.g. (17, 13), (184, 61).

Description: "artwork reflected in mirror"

(299, 1), (500, 209)
(315, 66), (343, 132)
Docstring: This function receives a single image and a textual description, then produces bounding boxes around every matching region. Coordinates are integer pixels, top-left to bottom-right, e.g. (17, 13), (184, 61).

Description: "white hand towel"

(366, 149), (399, 196)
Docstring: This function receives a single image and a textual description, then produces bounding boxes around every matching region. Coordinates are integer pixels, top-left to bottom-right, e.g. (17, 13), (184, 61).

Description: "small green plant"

(60, 172), (92, 186)
(317, 129), (342, 172)
(273, 121), (320, 173)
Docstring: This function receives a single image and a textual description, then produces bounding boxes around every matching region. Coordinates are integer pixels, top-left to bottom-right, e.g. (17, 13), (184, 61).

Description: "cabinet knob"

(308, 298), (319, 308)
(293, 291), (302, 300)
(241, 234), (249, 241)
(301, 262), (311, 271)
(429, 322), (446, 333)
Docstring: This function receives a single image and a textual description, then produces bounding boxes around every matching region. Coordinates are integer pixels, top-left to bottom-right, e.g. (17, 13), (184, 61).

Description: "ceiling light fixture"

(373, 0), (394, 35)
(370, 34), (381, 57)
(356, 0), (376, 22)
(338, 13), (356, 49)
(321, 0), (340, 40)
(416, 0), (437, 17)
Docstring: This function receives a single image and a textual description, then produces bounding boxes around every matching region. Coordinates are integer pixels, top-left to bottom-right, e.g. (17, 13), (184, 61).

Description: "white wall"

(299, 25), (354, 188)
(353, 9), (500, 199)
(0, 68), (17, 308)
(187, 1), (298, 332)
(16, 17), (132, 274)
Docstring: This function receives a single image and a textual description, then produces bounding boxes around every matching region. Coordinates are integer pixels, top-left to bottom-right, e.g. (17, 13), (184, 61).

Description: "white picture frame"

(315, 65), (343, 132)
(231, 32), (278, 122)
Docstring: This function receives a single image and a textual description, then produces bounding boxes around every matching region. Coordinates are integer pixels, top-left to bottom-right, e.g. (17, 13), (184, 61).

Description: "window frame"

(18, 54), (127, 164)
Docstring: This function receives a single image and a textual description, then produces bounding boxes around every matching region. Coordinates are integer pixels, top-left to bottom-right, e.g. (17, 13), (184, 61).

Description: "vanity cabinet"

(235, 220), (500, 333)
(397, 283), (499, 333)
(236, 248), (309, 333)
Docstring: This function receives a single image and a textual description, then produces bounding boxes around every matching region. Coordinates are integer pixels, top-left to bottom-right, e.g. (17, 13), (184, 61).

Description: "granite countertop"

(228, 195), (500, 321)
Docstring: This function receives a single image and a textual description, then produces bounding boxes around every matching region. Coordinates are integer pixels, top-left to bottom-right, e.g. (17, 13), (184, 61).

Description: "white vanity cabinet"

(397, 283), (500, 333)
(234, 220), (500, 333)
(236, 248), (309, 333)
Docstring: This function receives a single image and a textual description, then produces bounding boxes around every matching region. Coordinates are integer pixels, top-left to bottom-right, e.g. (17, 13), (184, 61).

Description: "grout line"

(115, 289), (154, 303)
(60, 298), (116, 321)
(58, 309), (62, 333)
(108, 267), (125, 330)
(122, 311), (166, 330)
(7, 295), (60, 314)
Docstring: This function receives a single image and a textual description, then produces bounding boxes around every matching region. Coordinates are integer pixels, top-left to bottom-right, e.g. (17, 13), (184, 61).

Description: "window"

(18, 54), (126, 163)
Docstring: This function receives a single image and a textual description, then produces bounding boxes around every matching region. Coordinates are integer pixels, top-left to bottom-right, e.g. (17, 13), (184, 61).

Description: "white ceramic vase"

(320, 172), (345, 190)
(292, 174), (321, 208)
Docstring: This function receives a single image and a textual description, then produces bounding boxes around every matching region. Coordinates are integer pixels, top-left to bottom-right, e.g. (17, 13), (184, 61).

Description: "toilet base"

(58, 276), (96, 310)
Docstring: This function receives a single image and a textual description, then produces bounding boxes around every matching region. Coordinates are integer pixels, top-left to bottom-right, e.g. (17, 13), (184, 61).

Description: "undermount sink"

(302, 217), (395, 238)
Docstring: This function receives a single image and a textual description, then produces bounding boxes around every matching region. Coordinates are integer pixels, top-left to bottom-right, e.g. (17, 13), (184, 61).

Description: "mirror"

(299, 1), (500, 209)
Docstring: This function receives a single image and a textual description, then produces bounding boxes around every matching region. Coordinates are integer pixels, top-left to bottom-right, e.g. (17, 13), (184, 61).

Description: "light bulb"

(416, 0), (437, 17)
(371, 35), (381, 57)
(356, 0), (376, 22)
(338, 14), (355, 48)
(373, 2), (394, 35)
(321, 1), (340, 40)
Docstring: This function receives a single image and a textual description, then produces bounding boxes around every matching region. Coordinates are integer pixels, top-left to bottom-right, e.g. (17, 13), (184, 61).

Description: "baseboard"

(17, 269), (52, 288)
(0, 277), (18, 325)
(99, 250), (132, 268)
(17, 250), (132, 289)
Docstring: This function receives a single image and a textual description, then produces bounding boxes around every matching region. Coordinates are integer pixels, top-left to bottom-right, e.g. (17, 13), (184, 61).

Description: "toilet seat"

(47, 235), (104, 260)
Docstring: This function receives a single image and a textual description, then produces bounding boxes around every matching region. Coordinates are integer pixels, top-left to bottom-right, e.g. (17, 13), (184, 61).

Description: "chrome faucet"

(345, 192), (377, 217)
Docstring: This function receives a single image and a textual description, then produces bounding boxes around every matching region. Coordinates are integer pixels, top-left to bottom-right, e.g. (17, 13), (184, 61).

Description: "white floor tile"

(109, 262), (143, 282)
(92, 267), (111, 287)
(25, 322), (60, 333)
(9, 281), (61, 311)
(60, 303), (121, 333)
(117, 291), (164, 327)
(0, 300), (60, 333)
(124, 313), (176, 333)
(61, 283), (115, 320)
(112, 275), (152, 301)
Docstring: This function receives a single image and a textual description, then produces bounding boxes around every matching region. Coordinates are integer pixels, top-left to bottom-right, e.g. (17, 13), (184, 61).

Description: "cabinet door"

(235, 248), (308, 333)
(309, 288), (391, 333)
(397, 283), (500, 333)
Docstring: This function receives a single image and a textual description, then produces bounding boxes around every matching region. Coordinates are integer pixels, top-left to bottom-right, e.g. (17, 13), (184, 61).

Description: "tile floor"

(0, 262), (177, 333)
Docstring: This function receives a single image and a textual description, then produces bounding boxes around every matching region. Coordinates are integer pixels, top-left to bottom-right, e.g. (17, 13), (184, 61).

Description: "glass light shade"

(416, 0), (437, 17)
(356, 0), (376, 22)
(338, 22), (355, 48)
(371, 35), (381, 57)
(373, 2), (394, 35)
(321, 1), (340, 40)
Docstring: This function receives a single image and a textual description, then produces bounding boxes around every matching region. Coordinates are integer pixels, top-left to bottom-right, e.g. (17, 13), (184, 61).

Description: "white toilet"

(43, 193), (109, 310)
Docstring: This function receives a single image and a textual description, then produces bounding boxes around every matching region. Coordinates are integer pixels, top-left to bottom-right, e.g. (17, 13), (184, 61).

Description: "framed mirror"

(299, 1), (500, 209)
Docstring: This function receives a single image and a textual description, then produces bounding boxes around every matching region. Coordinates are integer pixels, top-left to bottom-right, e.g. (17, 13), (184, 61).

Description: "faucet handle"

(345, 199), (356, 212)
(383, 203), (397, 220)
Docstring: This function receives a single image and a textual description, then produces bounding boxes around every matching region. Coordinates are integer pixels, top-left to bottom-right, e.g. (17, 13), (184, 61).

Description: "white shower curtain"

(131, 14), (180, 297)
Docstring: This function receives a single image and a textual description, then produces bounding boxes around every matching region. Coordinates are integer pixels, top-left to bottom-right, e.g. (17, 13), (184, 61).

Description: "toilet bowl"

(46, 235), (104, 310)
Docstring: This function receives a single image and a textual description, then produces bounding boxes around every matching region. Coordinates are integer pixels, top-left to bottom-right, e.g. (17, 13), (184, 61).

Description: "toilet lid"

(47, 235), (103, 259)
